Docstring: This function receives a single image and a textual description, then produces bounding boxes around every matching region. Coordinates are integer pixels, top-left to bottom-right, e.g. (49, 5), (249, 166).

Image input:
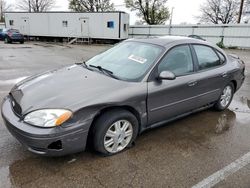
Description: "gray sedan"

(1, 36), (245, 156)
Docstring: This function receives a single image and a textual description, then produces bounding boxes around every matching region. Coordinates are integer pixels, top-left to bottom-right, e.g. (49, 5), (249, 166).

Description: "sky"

(8, 0), (206, 24)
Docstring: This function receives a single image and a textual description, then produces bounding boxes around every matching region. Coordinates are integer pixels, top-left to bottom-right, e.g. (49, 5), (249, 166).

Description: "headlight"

(24, 109), (72, 128)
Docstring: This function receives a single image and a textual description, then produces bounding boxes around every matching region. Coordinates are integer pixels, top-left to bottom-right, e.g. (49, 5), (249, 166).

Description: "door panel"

(191, 45), (228, 105)
(147, 75), (201, 125)
(147, 44), (200, 125)
(194, 67), (228, 105)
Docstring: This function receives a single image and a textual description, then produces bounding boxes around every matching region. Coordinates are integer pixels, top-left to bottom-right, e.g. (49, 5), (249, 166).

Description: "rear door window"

(193, 45), (222, 70)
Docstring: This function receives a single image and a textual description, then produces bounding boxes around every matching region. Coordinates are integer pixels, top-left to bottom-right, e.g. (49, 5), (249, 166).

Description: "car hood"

(10, 65), (135, 115)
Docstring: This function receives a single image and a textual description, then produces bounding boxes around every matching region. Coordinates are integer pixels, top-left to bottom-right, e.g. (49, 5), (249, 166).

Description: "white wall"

(129, 24), (250, 48)
(0, 23), (5, 29)
(5, 12), (129, 40)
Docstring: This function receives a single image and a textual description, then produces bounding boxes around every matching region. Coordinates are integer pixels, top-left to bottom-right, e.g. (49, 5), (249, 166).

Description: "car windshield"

(86, 41), (163, 81)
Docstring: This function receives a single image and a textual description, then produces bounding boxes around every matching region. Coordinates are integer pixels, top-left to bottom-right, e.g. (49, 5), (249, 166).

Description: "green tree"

(69, 0), (115, 12)
(125, 0), (170, 25)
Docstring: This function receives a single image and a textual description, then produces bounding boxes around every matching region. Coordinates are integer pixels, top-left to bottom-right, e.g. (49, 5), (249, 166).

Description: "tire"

(214, 82), (234, 111)
(4, 37), (9, 44)
(92, 109), (139, 156)
(20, 41), (24, 44)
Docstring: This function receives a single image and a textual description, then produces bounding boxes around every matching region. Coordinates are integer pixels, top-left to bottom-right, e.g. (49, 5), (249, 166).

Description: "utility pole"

(168, 7), (174, 35)
(28, 0), (31, 12)
(238, 0), (245, 23)
(0, 1), (3, 22)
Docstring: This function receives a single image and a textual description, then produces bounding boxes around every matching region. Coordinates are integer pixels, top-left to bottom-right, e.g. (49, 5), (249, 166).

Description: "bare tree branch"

(17, 0), (56, 12)
(197, 0), (239, 24)
(0, 0), (12, 22)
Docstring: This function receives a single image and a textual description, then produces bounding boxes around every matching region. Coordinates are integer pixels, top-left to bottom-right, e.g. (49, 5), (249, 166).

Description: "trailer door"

(80, 18), (89, 37)
(20, 18), (30, 35)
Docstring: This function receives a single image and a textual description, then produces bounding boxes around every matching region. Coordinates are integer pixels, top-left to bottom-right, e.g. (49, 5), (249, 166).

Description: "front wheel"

(92, 109), (138, 156)
(4, 37), (9, 43)
(214, 83), (234, 111)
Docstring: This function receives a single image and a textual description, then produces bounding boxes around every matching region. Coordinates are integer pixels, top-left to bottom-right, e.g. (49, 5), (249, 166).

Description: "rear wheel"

(214, 83), (234, 111)
(92, 109), (138, 156)
(20, 41), (24, 44)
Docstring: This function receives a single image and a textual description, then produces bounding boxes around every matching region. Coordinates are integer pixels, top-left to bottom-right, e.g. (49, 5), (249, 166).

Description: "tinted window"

(194, 45), (221, 70)
(107, 21), (114, 28)
(158, 45), (194, 76)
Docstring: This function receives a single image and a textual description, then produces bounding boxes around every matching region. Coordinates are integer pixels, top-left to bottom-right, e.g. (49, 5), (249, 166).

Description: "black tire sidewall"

(93, 109), (139, 155)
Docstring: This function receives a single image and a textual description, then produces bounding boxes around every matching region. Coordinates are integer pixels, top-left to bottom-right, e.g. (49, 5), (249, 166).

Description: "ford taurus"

(1, 36), (245, 156)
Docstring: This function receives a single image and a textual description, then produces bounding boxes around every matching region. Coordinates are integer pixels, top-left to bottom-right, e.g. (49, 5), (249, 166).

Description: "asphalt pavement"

(0, 41), (250, 188)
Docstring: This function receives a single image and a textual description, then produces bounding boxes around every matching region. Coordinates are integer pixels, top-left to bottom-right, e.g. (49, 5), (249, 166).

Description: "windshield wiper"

(88, 64), (119, 80)
(75, 61), (92, 70)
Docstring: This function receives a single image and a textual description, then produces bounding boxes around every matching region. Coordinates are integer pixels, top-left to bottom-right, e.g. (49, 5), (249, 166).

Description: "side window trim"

(214, 49), (227, 65)
(189, 44), (199, 72)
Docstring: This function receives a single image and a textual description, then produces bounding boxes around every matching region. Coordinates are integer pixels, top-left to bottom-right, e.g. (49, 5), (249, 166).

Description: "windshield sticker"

(128, 54), (147, 64)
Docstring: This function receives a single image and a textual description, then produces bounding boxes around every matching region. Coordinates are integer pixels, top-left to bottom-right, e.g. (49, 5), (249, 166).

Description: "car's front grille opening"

(48, 140), (62, 150)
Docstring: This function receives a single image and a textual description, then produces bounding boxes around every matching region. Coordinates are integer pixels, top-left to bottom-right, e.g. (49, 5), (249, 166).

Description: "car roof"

(128, 36), (208, 47)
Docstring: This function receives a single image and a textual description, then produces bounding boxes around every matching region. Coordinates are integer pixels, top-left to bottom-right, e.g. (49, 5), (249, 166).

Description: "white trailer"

(4, 12), (129, 40)
(0, 22), (5, 30)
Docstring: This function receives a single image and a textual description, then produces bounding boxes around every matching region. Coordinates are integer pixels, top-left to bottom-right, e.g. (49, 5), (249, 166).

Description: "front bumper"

(1, 96), (92, 156)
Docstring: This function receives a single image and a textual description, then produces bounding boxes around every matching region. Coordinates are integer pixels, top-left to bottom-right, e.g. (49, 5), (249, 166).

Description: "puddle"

(215, 112), (236, 134)
(0, 77), (28, 85)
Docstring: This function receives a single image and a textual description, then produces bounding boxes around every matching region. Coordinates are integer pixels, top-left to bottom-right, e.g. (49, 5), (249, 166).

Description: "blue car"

(1, 28), (24, 44)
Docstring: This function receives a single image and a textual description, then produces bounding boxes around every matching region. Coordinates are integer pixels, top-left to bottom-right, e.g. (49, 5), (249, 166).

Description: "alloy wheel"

(220, 86), (233, 108)
(104, 120), (133, 153)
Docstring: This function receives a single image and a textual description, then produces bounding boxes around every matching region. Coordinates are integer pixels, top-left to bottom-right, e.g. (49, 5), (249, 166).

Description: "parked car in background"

(188, 35), (206, 41)
(1, 29), (24, 44)
(0, 28), (5, 40)
(1, 36), (245, 157)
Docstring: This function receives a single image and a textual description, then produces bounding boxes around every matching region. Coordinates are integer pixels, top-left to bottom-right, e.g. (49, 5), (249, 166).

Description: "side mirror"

(158, 71), (176, 80)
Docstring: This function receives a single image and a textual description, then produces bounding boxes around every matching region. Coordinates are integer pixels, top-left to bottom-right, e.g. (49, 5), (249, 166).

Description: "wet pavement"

(0, 42), (250, 188)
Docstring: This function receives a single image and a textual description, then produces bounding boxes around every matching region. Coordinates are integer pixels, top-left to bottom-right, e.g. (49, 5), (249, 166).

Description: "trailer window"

(107, 21), (114, 28)
(9, 20), (14, 26)
(62, 21), (68, 27)
(124, 24), (128, 32)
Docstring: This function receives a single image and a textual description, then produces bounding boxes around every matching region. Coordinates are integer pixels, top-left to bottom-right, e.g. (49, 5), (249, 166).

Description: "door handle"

(188, 80), (197, 87)
(221, 72), (228, 78)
